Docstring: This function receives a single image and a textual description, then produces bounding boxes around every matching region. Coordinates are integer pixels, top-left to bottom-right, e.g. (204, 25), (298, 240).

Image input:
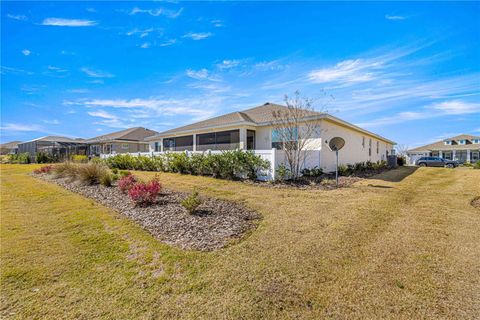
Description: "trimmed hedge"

(102, 150), (270, 181)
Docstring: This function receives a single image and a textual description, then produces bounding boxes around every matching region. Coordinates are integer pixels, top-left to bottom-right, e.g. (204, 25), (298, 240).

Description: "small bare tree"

(271, 91), (330, 180)
(395, 144), (409, 157)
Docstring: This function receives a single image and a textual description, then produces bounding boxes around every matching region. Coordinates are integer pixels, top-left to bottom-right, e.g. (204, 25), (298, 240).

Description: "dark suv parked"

(415, 157), (458, 168)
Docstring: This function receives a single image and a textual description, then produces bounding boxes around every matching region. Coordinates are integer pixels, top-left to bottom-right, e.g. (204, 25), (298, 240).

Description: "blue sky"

(2, 1), (479, 147)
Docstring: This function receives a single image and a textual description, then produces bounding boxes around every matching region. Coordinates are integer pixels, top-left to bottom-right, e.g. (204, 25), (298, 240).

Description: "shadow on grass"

(367, 166), (418, 183)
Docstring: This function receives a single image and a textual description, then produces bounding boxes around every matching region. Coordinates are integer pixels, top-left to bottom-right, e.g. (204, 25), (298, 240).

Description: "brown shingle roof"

(149, 103), (323, 137)
(0, 141), (21, 149)
(85, 127), (157, 143)
(408, 134), (480, 152)
(24, 136), (85, 143)
(147, 102), (395, 144)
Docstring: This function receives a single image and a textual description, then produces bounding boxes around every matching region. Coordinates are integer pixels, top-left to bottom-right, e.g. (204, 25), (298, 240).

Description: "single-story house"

(407, 134), (480, 164)
(86, 127), (157, 156)
(0, 141), (21, 155)
(145, 103), (395, 173)
(17, 136), (88, 161)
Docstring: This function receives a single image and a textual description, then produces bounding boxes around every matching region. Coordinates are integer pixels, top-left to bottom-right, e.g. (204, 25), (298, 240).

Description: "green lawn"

(1, 164), (479, 319)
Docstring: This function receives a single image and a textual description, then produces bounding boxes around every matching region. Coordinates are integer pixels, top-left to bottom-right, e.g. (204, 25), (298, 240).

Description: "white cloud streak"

(21, 49), (31, 56)
(41, 18), (97, 27)
(81, 67), (114, 78)
(385, 14), (407, 21)
(183, 32), (213, 40)
(7, 14), (28, 21)
(129, 7), (183, 18)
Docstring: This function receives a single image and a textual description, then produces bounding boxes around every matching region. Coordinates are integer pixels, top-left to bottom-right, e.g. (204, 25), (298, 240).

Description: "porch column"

(467, 149), (471, 163)
(193, 134), (197, 152)
(452, 150), (456, 161)
(239, 128), (247, 150)
(160, 138), (164, 152)
(438, 150), (442, 158)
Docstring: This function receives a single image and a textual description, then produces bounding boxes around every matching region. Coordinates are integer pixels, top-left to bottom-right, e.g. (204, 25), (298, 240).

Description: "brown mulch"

(35, 174), (261, 251)
(471, 197), (480, 209)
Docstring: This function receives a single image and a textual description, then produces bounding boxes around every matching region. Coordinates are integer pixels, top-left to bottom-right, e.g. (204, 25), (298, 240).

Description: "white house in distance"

(407, 134), (480, 165)
(145, 103), (395, 175)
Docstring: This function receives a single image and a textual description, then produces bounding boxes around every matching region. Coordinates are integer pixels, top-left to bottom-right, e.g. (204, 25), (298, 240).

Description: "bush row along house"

(406, 134), (480, 165)
(145, 103), (396, 173)
(15, 127), (156, 162)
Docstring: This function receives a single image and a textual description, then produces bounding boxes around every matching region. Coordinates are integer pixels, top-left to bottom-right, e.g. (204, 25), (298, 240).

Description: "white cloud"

(255, 60), (285, 71)
(42, 18), (97, 27)
(86, 8), (96, 13)
(211, 20), (223, 27)
(7, 14), (28, 21)
(430, 100), (480, 115)
(126, 27), (162, 38)
(140, 42), (151, 49)
(357, 100), (480, 128)
(88, 110), (118, 120)
(129, 7), (183, 18)
(216, 60), (241, 69)
(183, 32), (213, 40)
(0, 123), (43, 132)
(21, 49), (31, 56)
(186, 68), (221, 81)
(0, 66), (34, 75)
(308, 59), (379, 84)
(81, 67), (114, 78)
(43, 119), (60, 125)
(160, 39), (177, 47)
(47, 65), (68, 73)
(385, 14), (406, 21)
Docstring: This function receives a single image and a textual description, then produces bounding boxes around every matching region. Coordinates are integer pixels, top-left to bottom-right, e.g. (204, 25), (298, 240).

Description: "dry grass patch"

(2, 165), (480, 319)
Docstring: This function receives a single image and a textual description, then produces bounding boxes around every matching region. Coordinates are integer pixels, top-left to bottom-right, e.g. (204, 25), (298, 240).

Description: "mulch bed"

(471, 197), (480, 209)
(245, 169), (390, 190)
(34, 174), (261, 251)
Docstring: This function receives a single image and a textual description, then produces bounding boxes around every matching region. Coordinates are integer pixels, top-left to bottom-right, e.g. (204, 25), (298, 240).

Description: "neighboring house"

(145, 103), (395, 173)
(407, 134), (480, 165)
(17, 136), (88, 161)
(0, 141), (21, 155)
(86, 127), (157, 156)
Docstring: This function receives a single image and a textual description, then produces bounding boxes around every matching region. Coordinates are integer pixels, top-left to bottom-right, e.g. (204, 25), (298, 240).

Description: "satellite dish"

(328, 137), (345, 151)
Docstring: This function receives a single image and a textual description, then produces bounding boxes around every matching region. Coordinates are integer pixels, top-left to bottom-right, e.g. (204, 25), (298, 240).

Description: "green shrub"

(77, 163), (109, 185)
(8, 153), (31, 164)
(181, 189), (202, 214)
(301, 166), (323, 178)
(36, 152), (58, 164)
(337, 164), (349, 176)
(111, 168), (119, 174)
(474, 161), (480, 169)
(276, 164), (290, 182)
(72, 155), (88, 163)
(101, 151), (269, 181)
(119, 170), (132, 177)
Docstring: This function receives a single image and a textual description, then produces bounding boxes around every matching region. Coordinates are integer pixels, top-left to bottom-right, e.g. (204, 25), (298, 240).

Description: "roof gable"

(86, 127), (157, 143)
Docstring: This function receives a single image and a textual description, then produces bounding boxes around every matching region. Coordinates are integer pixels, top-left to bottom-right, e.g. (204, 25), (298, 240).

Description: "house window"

(362, 137), (365, 148)
(247, 130), (255, 150)
(272, 127), (298, 150)
(444, 141), (451, 145)
(369, 139), (372, 156)
(163, 135), (194, 151)
(154, 142), (160, 152)
(196, 130), (239, 151)
(459, 140), (466, 145)
(121, 144), (129, 150)
(376, 141), (379, 154)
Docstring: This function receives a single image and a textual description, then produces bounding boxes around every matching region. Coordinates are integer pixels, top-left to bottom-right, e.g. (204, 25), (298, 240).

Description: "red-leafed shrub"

(128, 178), (162, 206)
(34, 165), (53, 174)
(118, 174), (137, 194)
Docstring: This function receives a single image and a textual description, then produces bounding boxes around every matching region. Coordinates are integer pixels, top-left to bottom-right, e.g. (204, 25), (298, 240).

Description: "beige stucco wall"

(319, 119), (393, 172)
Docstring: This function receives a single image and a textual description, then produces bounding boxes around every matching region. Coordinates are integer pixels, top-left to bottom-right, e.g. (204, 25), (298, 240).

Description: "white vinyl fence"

(100, 149), (322, 181)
